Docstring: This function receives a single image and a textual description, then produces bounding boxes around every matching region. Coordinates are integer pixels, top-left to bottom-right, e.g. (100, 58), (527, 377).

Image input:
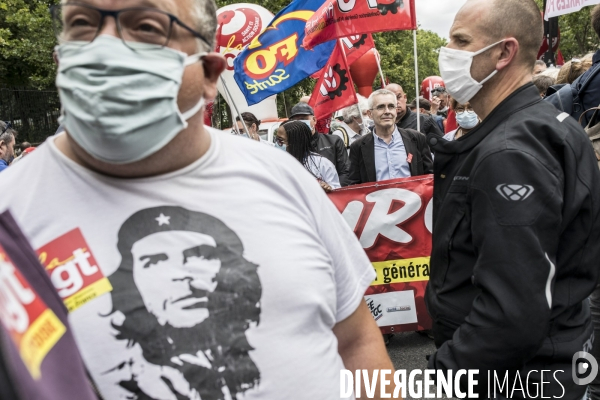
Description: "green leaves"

(0, 0), (59, 88)
(374, 29), (446, 101)
(533, 0), (600, 60)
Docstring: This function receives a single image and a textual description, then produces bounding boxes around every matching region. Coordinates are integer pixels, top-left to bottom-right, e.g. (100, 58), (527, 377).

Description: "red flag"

(310, 33), (374, 79)
(309, 42), (358, 121)
(303, 0), (416, 50)
(341, 33), (375, 65)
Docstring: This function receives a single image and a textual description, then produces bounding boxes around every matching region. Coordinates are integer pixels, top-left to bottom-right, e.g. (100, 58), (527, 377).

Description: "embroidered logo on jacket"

(495, 184), (535, 201)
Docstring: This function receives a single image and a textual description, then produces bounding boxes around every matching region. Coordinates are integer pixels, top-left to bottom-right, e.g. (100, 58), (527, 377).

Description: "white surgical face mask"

(56, 35), (206, 164)
(438, 40), (504, 104)
(456, 111), (479, 129)
(362, 116), (374, 129)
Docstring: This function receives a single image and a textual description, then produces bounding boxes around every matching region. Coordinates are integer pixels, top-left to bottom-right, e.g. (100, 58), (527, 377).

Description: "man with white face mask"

(426, 0), (600, 398)
(0, 0), (394, 399)
(331, 97), (369, 153)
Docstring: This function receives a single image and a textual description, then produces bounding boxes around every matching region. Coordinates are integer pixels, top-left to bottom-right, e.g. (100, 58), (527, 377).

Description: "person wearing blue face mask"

(288, 102), (350, 186)
(0, 0), (395, 398)
(234, 112), (261, 142)
(442, 100), (479, 141)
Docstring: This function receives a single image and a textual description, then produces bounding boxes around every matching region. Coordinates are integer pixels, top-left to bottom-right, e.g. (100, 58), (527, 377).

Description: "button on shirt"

(374, 128), (410, 181)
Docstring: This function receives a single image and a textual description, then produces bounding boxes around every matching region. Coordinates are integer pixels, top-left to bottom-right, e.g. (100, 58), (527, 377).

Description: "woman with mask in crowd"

(275, 121), (341, 192)
(234, 112), (261, 142)
(443, 100), (480, 141)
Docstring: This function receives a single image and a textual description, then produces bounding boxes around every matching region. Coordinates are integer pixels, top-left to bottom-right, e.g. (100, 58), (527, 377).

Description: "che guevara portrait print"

(106, 206), (262, 400)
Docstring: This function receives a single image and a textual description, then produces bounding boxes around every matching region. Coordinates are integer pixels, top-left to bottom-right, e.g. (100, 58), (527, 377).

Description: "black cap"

(290, 103), (314, 118)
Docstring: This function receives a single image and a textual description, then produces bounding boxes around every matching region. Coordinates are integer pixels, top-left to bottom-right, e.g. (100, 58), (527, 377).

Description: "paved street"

(386, 332), (454, 400)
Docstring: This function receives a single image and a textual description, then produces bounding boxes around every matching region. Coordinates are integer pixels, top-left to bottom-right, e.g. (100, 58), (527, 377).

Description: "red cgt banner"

(328, 175), (433, 333)
(303, 0), (416, 50)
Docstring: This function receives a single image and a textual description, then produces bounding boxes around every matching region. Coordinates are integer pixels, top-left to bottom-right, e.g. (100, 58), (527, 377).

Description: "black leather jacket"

(398, 107), (443, 138)
(426, 84), (600, 399)
(311, 133), (350, 186)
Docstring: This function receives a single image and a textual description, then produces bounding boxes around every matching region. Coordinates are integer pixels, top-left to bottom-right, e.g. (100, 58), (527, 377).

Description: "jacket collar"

(399, 107), (413, 124)
(428, 83), (541, 155)
(593, 49), (600, 65)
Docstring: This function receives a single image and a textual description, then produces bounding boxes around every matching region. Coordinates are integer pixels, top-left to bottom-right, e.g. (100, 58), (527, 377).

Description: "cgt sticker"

(0, 246), (66, 379)
(37, 229), (112, 312)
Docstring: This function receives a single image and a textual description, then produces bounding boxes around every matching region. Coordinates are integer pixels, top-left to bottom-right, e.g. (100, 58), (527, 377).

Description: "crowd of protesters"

(2, 0), (600, 399)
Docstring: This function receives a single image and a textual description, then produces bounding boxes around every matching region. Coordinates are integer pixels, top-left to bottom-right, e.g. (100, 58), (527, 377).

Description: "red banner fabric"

(309, 42), (358, 121)
(303, 0), (416, 50)
(328, 176), (433, 333)
(309, 34), (374, 79)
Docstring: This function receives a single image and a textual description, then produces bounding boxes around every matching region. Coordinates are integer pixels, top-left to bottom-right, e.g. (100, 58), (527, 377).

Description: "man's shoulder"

(399, 127), (425, 141)
(350, 132), (372, 148)
(319, 132), (344, 145)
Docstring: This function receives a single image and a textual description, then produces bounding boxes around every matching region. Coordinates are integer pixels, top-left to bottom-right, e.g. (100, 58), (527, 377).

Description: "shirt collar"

(0, 159), (7, 166)
(373, 126), (400, 143)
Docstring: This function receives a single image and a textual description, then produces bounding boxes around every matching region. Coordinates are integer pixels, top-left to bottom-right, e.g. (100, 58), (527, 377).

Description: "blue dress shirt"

(0, 159), (8, 173)
(373, 128), (410, 181)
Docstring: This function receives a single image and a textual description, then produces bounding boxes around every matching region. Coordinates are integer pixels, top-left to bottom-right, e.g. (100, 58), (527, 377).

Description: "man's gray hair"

(342, 105), (360, 124)
(0, 121), (16, 145)
(192, 0), (218, 51)
(368, 89), (396, 110)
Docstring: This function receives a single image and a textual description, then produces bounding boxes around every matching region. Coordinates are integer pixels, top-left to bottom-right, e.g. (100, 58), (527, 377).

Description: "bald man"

(425, 0), (600, 398)
(385, 83), (442, 138)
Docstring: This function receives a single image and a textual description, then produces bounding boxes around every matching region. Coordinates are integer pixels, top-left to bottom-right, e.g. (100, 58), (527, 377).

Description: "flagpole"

(413, 29), (420, 132)
(220, 76), (252, 138)
(374, 48), (386, 88)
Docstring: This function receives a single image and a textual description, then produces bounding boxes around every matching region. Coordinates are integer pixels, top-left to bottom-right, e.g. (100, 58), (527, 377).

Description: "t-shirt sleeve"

(322, 158), (341, 189)
(269, 149), (374, 323)
(313, 188), (375, 323)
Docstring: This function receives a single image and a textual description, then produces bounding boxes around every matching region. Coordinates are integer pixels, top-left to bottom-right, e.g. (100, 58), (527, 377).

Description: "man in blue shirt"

(0, 122), (15, 173)
(348, 89), (433, 185)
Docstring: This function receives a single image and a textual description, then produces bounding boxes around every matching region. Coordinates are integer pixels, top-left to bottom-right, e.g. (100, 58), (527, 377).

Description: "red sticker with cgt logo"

(37, 229), (112, 312)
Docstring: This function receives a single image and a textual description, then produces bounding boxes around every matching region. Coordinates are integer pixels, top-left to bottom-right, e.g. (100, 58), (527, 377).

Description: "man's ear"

(202, 53), (227, 101)
(496, 38), (519, 72)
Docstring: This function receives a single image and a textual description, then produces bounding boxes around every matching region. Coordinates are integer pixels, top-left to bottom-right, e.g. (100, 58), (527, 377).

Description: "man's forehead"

(69, 0), (182, 15)
(373, 94), (396, 105)
(386, 85), (404, 95)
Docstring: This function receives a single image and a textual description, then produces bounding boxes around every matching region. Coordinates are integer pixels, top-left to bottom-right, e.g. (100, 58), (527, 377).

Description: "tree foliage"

(374, 28), (446, 101)
(0, 0), (59, 88)
(533, 0), (600, 60)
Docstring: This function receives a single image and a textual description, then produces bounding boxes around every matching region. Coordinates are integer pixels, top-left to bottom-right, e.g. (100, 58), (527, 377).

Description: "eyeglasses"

(275, 136), (286, 145)
(50, 3), (210, 50)
(455, 109), (475, 115)
(371, 104), (397, 112)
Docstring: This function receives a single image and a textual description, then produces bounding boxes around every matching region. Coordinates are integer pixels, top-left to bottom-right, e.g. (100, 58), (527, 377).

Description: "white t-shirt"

(0, 128), (374, 400)
(305, 153), (341, 189)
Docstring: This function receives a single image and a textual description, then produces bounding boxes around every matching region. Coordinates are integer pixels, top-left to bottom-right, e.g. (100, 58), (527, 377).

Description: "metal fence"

(0, 86), (61, 144)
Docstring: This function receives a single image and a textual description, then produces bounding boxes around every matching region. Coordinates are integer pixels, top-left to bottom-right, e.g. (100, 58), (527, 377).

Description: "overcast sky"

(415, 0), (468, 39)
